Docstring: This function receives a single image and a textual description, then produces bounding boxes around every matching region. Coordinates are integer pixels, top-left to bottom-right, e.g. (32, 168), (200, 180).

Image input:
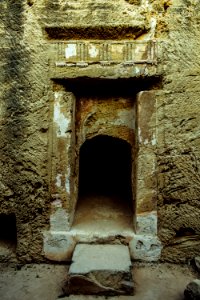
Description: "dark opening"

(79, 135), (132, 202)
(0, 213), (17, 246)
(45, 25), (147, 40)
(175, 227), (196, 237)
(55, 77), (162, 98)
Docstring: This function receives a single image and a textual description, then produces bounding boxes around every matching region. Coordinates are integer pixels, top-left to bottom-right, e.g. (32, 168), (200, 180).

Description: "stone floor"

(0, 262), (197, 300)
(71, 194), (134, 235)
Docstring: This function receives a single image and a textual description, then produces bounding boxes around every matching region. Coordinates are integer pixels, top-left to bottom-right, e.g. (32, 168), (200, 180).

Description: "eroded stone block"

(67, 244), (134, 295)
(129, 235), (162, 262)
(43, 231), (76, 262)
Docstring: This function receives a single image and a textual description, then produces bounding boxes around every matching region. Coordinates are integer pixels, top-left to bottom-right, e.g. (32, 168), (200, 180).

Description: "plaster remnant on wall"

(54, 92), (70, 137)
(138, 127), (142, 143)
(141, 17), (157, 41)
(137, 90), (156, 147)
(115, 109), (135, 129)
(64, 143), (72, 195)
(55, 174), (62, 188)
(150, 17), (157, 38)
(88, 45), (99, 58)
(144, 66), (148, 76)
(135, 44), (145, 54)
(135, 67), (140, 75)
(50, 207), (70, 231)
(52, 199), (62, 208)
(65, 176), (70, 194)
(151, 134), (157, 146)
(65, 44), (77, 59)
(141, 0), (150, 9)
(137, 212), (157, 235)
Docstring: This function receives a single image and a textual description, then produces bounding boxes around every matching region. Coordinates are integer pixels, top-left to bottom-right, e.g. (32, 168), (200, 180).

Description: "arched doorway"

(72, 135), (134, 233)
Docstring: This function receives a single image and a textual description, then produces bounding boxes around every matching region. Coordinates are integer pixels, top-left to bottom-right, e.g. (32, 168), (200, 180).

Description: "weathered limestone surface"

(43, 231), (76, 262)
(129, 235), (162, 262)
(156, 1), (200, 262)
(67, 244), (133, 295)
(0, 0), (51, 262)
(0, 0), (200, 263)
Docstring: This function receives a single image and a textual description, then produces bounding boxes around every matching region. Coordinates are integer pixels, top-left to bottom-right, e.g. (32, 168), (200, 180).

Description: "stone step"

(65, 244), (134, 296)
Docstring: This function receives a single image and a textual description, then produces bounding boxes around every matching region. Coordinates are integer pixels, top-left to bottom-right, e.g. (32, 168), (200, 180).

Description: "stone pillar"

(50, 90), (76, 229)
(136, 91), (157, 230)
(43, 89), (76, 261)
(129, 91), (162, 261)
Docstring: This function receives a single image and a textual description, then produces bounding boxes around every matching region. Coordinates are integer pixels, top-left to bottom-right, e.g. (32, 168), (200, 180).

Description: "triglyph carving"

(53, 40), (157, 67)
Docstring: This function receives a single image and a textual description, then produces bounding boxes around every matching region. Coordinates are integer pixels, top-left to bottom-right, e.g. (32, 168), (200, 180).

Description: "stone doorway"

(43, 31), (162, 262)
(72, 135), (134, 234)
(44, 79), (162, 262)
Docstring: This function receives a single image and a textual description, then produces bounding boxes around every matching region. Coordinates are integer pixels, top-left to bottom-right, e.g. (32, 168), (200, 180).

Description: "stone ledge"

(43, 230), (162, 262)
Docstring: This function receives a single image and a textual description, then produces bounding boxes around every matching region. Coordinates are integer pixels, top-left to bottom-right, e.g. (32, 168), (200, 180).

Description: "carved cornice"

(49, 40), (160, 78)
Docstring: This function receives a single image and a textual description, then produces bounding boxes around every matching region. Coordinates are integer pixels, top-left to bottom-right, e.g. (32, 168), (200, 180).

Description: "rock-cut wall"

(0, 0), (200, 263)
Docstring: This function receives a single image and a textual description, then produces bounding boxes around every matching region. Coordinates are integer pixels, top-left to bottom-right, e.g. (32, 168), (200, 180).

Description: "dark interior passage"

(79, 135), (132, 201)
(73, 135), (134, 233)
(0, 213), (17, 248)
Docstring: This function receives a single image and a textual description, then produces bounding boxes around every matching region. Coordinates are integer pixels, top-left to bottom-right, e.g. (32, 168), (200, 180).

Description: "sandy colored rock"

(0, 0), (200, 264)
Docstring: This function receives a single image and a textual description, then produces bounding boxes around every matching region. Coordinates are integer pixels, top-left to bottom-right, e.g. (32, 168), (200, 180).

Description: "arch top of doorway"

(78, 130), (135, 150)
(80, 133), (132, 147)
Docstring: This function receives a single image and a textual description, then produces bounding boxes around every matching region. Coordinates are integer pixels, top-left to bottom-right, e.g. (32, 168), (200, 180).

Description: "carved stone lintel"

(52, 40), (158, 67)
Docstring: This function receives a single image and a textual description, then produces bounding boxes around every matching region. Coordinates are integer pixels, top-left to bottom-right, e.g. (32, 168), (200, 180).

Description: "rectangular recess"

(45, 25), (147, 40)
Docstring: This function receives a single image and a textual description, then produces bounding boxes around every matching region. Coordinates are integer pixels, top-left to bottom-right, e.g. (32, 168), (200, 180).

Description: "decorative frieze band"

(53, 40), (157, 67)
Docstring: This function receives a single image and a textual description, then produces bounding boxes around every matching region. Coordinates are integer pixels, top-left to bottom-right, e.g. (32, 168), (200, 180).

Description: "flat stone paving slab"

(67, 244), (133, 296)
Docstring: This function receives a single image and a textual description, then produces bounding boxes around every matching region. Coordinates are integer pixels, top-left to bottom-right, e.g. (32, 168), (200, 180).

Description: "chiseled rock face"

(184, 279), (200, 300)
(0, 0), (200, 263)
(67, 244), (134, 295)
